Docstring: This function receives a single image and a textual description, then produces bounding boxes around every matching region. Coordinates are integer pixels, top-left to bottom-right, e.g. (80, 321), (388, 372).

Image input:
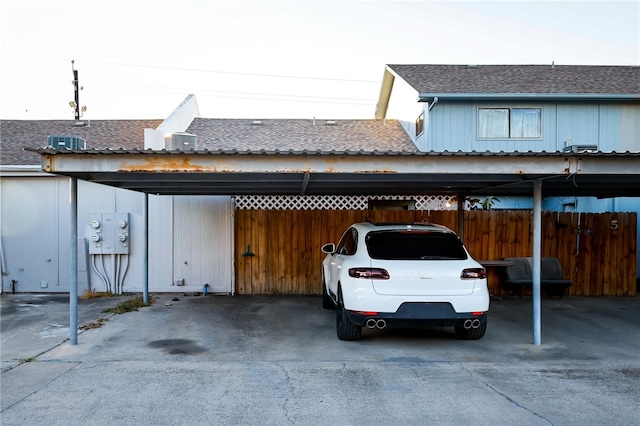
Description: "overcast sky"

(1, 0), (638, 121)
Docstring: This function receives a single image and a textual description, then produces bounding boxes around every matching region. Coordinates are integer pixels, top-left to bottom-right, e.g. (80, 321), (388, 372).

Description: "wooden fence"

(235, 210), (637, 296)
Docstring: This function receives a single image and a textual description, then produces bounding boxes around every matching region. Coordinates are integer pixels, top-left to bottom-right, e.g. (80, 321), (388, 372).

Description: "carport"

(32, 147), (640, 345)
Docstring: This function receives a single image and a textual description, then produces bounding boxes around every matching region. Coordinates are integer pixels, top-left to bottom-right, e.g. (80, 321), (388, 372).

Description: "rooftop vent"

(251, 120), (262, 125)
(325, 120), (337, 126)
(47, 135), (86, 150)
(165, 132), (197, 150)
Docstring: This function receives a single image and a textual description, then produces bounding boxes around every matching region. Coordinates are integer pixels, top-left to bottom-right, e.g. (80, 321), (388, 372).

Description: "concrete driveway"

(1, 293), (639, 425)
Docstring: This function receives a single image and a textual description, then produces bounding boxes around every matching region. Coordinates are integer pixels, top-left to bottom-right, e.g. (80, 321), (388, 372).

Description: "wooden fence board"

(234, 209), (636, 297)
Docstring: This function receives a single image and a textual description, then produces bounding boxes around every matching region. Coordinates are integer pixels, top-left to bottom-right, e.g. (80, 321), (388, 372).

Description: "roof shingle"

(0, 119), (162, 165)
(185, 118), (415, 152)
(1, 118), (416, 165)
(387, 64), (640, 95)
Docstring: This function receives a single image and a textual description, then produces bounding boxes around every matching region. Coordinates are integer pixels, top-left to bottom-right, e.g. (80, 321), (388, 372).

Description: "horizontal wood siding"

(235, 210), (636, 297)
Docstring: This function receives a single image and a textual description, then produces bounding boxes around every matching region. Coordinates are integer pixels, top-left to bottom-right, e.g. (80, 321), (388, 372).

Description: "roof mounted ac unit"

(165, 132), (197, 150)
(562, 145), (598, 153)
(47, 135), (86, 150)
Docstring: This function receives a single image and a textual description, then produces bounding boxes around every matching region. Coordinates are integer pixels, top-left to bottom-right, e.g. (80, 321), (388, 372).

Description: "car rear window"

(365, 230), (468, 260)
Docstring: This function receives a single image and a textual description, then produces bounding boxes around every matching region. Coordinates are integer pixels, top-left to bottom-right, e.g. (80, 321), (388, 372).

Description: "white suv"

(321, 222), (489, 341)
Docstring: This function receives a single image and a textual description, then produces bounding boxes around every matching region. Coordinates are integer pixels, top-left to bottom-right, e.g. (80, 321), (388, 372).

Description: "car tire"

(454, 317), (487, 340)
(322, 280), (335, 310)
(336, 290), (362, 341)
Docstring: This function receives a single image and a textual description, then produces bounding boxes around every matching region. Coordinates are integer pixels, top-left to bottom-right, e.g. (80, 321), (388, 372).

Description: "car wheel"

(454, 317), (487, 340)
(322, 280), (335, 310)
(336, 290), (362, 341)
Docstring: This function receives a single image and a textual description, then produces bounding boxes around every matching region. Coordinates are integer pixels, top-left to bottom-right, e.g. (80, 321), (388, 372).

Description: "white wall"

(1, 172), (234, 294)
(147, 195), (234, 294)
(1, 174), (69, 292)
(384, 75), (425, 149)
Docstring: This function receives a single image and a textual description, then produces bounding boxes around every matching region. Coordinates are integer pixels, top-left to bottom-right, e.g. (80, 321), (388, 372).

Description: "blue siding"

(425, 102), (639, 153)
(557, 104), (599, 149)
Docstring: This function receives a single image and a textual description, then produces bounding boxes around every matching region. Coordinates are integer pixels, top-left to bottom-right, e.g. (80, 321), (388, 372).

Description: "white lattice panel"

(234, 195), (455, 210)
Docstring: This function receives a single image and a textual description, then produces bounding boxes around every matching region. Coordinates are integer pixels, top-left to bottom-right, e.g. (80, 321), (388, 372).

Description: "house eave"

(417, 93), (640, 103)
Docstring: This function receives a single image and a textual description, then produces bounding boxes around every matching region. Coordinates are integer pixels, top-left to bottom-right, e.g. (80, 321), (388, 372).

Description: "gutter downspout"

(428, 96), (439, 111)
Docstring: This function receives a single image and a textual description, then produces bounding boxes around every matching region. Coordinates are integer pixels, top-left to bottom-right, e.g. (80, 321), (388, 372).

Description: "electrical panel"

(88, 213), (130, 254)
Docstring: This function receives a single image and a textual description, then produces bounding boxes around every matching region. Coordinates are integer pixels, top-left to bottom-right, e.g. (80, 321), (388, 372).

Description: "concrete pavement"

(1, 293), (639, 425)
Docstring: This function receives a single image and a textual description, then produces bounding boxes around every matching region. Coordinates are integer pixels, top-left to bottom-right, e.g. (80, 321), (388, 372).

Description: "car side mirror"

(321, 243), (335, 254)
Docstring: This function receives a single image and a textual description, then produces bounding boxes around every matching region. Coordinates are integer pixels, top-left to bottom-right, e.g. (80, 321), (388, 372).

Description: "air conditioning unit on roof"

(165, 132), (197, 150)
(47, 135), (86, 149)
(562, 145), (599, 153)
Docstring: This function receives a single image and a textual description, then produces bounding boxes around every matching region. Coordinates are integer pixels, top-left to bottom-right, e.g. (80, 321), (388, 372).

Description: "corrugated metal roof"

(31, 147), (640, 157)
(30, 147), (640, 198)
(387, 64), (640, 97)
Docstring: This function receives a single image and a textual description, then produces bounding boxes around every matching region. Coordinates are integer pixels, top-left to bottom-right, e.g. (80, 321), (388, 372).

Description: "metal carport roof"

(29, 147), (640, 347)
(32, 148), (640, 197)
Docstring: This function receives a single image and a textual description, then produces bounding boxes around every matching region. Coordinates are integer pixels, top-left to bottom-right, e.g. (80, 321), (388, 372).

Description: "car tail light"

(461, 268), (487, 279)
(351, 311), (379, 316)
(348, 268), (390, 280)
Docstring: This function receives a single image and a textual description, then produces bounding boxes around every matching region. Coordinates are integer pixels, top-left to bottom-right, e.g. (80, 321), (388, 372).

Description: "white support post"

(532, 179), (542, 346)
(143, 193), (149, 305)
(69, 178), (78, 345)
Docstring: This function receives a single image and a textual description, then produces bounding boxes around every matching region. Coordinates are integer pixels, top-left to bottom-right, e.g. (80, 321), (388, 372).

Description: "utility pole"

(71, 60), (80, 120)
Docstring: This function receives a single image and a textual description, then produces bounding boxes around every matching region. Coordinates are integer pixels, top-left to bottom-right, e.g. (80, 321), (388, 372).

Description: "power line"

(87, 80), (377, 103)
(81, 60), (380, 84)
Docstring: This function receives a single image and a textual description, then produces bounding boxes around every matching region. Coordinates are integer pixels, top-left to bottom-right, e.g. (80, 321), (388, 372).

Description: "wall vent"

(165, 132), (197, 150)
(47, 135), (86, 149)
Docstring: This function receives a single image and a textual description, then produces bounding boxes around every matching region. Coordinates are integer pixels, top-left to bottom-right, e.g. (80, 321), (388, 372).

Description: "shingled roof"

(0, 119), (162, 165)
(1, 118), (416, 166)
(387, 64), (640, 96)
(185, 118), (415, 152)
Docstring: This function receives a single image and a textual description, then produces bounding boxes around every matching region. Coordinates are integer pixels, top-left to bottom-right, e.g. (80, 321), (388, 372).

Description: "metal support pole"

(143, 193), (149, 304)
(532, 179), (542, 346)
(69, 178), (78, 345)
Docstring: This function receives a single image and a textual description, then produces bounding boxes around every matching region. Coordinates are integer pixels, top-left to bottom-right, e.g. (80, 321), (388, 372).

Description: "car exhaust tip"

(366, 318), (387, 329)
(464, 319), (481, 329)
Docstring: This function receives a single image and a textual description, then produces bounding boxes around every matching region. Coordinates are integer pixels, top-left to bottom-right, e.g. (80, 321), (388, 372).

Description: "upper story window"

(478, 108), (541, 139)
(415, 112), (424, 137)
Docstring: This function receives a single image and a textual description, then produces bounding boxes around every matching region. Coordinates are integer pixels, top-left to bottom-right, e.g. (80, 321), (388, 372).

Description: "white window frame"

(478, 107), (542, 140)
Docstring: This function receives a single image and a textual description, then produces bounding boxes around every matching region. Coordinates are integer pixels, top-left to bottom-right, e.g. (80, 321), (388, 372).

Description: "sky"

(1, 0), (638, 121)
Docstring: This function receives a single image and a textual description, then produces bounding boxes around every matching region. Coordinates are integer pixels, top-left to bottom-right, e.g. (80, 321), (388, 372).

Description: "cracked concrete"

(1, 294), (639, 425)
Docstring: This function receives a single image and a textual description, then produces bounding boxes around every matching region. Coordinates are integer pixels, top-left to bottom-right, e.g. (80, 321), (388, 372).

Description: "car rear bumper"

(346, 302), (487, 327)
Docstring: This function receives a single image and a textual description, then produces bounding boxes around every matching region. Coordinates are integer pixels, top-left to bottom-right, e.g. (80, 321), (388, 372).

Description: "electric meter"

(117, 220), (127, 228)
(90, 234), (101, 242)
(117, 234), (127, 242)
(90, 220), (101, 229)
